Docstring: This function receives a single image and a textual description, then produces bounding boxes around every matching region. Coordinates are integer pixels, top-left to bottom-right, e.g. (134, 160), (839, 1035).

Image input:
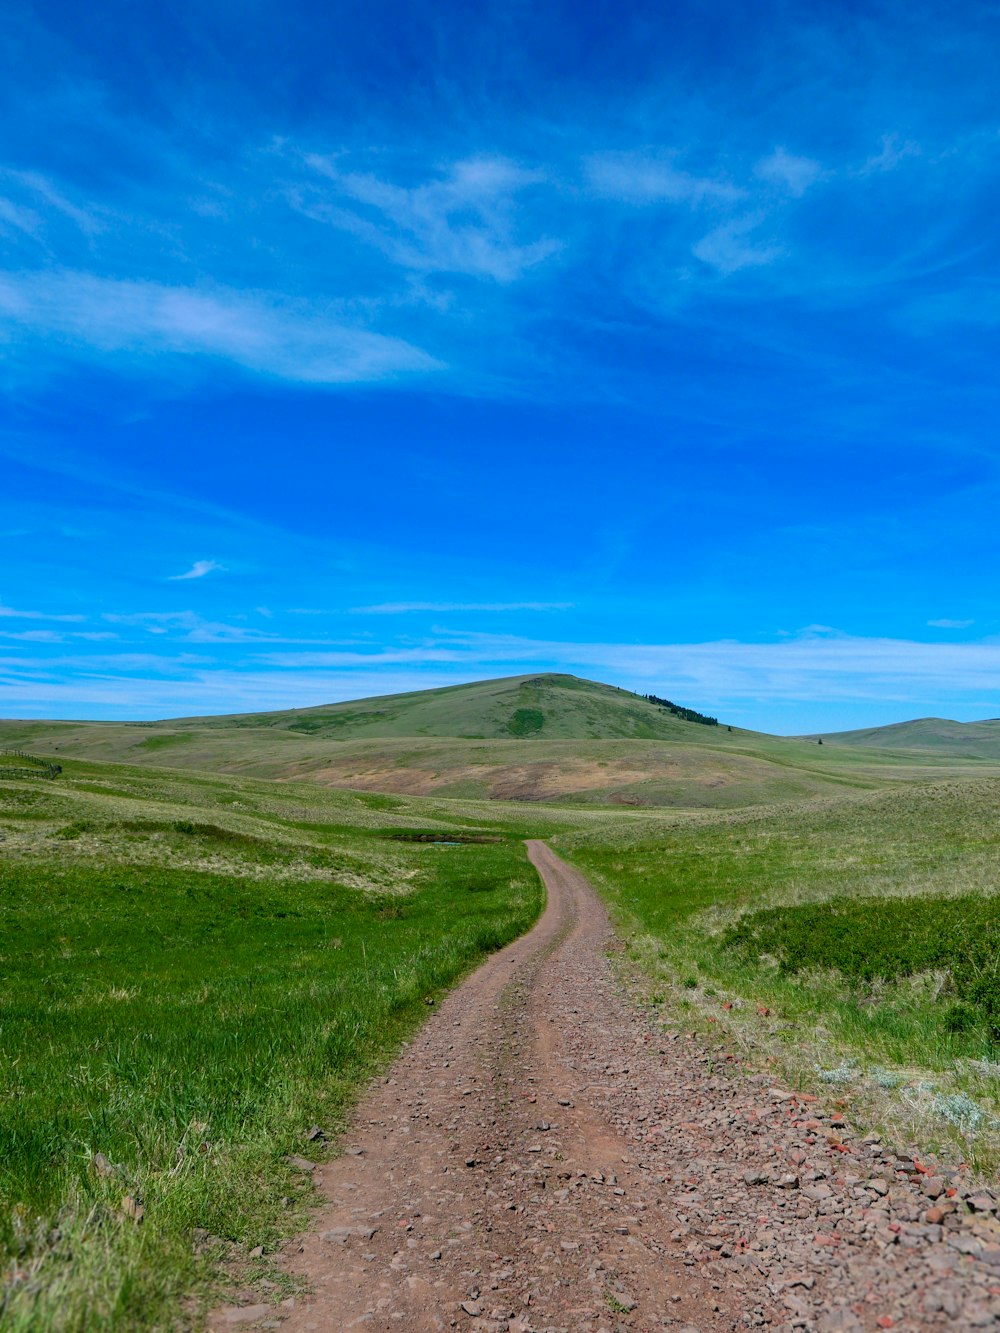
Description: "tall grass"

(0, 772), (542, 1329)
(557, 778), (1000, 1165)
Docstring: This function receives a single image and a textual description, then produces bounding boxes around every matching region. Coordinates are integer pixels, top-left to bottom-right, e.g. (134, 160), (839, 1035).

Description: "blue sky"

(3, 0), (1000, 732)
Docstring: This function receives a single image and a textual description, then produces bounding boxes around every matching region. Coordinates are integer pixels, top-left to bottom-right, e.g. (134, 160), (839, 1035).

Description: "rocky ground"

(211, 842), (1000, 1332)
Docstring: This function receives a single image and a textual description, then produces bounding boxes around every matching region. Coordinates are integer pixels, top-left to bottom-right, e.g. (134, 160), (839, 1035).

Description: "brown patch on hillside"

(280, 755), (738, 803)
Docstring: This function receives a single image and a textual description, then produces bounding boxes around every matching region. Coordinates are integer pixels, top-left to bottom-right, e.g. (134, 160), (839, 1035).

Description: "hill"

(5, 674), (1000, 809)
(158, 673), (729, 741)
(811, 716), (1000, 759)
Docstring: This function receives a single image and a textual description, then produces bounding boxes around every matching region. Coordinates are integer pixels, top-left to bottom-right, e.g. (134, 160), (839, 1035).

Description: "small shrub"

(933, 1091), (990, 1132)
(945, 1002), (979, 1034)
(56, 821), (92, 840)
(506, 708), (544, 737)
(724, 893), (1000, 1040)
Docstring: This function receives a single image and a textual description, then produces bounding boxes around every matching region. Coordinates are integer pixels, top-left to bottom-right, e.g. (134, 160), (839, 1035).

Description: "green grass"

(6, 675), (1000, 812)
(0, 766), (545, 1329)
(9, 693), (1000, 1325)
(724, 893), (1000, 1037)
(556, 778), (1000, 1166)
(814, 714), (1000, 758)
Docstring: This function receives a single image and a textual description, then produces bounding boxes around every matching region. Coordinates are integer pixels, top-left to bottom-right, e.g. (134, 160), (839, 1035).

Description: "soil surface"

(212, 843), (1000, 1332)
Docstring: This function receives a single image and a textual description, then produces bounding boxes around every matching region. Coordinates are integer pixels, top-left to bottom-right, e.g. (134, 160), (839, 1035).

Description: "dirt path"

(213, 843), (1000, 1332)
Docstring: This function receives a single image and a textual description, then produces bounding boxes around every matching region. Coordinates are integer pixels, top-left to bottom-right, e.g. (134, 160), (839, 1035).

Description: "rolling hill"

(4, 673), (999, 808)
(156, 673), (730, 741)
(811, 716), (1000, 759)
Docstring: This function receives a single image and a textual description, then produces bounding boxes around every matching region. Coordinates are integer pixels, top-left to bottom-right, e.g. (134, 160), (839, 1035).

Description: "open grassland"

(0, 762), (559, 1330)
(7, 707), (1000, 1327)
(812, 714), (1000, 758)
(5, 707), (998, 813)
(556, 778), (1000, 1171)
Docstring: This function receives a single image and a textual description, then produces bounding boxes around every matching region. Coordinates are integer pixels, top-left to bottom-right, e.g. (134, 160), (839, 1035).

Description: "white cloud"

(584, 152), (743, 206)
(0, 168), (102, 234)
(103, 610), (277, 643)
(754, 147), (822, 197)
(8, 629), (1000, 726)
(928, 618), (974, 629)
(296, 154), (560, 282)
(247, 627), (1000, 710)
(0, 600), (84, 622)
(692, 217), (783, 274)
(0, 197), (42, 238)
(352, 601), (573, 614)
(859, 135), (922, 175)
(0, 270), (440, 383)
(169, 559), (223, 581)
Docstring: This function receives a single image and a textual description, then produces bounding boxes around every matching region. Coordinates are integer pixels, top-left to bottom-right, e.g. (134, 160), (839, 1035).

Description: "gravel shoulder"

(212, 842), (1000, 1332)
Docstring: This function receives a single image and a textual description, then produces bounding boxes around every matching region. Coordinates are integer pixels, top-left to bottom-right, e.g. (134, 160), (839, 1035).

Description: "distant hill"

(163, 673), (735, 742)
(809, 716), (1000, 760)
(6, 675), (1000, 809)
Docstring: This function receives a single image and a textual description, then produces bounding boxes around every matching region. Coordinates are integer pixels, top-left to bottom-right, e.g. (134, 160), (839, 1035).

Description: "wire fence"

(0, 749), (62, 780)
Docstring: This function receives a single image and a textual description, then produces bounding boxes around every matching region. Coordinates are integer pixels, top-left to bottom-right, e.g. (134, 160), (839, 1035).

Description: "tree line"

(643, 694), (719, 727)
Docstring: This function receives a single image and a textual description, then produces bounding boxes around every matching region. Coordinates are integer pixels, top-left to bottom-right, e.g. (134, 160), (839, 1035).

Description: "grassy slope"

(157, 673), (725, 740)
(813, 715), (1000, 758)
(2, 674), (717, 744)
(556, 777), (1000, 1168)
(5, 674), (998, 809)
(0, 760), (584, 1330)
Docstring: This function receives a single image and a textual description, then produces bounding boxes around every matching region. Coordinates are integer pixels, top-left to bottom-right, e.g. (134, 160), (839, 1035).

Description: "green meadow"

(558, 778), (1000, 1167)
(5, 675), (1000, 1326)
(0, 764), (550, 1329)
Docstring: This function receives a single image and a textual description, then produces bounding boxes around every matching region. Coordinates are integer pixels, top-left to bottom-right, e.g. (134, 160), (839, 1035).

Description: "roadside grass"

(556, 778), (1000, 1170)
(10, 748), (1000, 1323)
(0, 766), (545, 1329)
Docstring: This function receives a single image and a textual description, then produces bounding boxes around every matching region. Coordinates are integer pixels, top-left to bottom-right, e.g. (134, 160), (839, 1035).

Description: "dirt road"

(214, 842), (1000, 1331)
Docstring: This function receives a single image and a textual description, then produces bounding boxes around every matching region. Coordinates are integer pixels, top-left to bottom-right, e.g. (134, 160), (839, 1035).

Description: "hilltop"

(159, 673), (730, 742)
(811, 715), (1000, 760)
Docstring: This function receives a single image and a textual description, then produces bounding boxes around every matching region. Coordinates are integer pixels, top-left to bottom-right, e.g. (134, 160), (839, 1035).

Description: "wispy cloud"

(0, 197), (42, 239)
(0, 270), (440, 383)
(858, 135), (922, 176)
(8, 628), (1000, 727)
(928, 618), (974, 629)
(692, 216), (783, 274)
(294, 154), (560, 282)
(754, 148), (822, 197)
(351, 600), (573, 614)
(584, 152), (743, 206)
(168, 559), (223, 581)
(0, 168), (103, 235)
(102, 611), (278, 643)
(0, 600), (84, 622)
(245, 627), (1000, 713)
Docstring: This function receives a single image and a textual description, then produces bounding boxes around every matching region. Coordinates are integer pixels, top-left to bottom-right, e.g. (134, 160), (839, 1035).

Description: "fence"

(0, 750), (62, 780)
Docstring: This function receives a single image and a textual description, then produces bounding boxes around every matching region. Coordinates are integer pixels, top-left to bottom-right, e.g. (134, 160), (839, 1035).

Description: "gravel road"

(213, 842), (1000, 1331)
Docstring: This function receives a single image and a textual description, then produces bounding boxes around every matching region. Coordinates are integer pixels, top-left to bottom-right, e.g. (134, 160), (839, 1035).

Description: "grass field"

(557, 777), (1000, 1167)
(7, 675), (1000, 1326)
(0, 762), (558, 1330)
(5, 674), (998, 810)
